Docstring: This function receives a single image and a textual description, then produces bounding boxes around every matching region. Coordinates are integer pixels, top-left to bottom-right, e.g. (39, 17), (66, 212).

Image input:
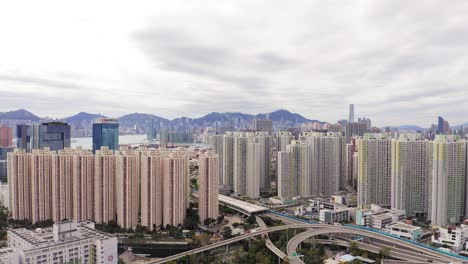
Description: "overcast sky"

(0, 1), (467, 126)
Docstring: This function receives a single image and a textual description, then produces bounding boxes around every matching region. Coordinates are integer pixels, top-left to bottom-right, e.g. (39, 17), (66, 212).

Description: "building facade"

(198, 152), (219, 222)
(92, 118), (119, 153)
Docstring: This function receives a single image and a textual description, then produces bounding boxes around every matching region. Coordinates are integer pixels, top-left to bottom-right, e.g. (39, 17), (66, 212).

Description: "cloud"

(0, 0), (467, 126)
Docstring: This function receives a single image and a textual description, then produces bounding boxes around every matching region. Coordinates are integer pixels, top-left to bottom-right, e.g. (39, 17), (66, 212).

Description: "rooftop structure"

(7, 220), (117, 264)
(218, 194), (268, 215)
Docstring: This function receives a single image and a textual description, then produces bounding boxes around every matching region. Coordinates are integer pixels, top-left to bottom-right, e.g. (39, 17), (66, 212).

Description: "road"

(255, 216), (288, 260)
(148, 222), (465, 263)
(287, 226), (460, 263)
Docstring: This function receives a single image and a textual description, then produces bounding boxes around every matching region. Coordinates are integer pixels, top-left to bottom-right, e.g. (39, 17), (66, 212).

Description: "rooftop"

(218, 194), (268, 214)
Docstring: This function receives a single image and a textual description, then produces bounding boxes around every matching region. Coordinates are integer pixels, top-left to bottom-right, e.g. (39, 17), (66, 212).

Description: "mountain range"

(0, 109), (322, 126)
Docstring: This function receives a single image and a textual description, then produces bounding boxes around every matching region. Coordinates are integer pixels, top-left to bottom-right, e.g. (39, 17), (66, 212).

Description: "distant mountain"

(0, 109), (40, 121)
(184, 112), (254, 126)
(255, 109), (322, 124)
(387, 125), (426, 131)
(63, 112), (107, 124)
(118, 113), (170, 129)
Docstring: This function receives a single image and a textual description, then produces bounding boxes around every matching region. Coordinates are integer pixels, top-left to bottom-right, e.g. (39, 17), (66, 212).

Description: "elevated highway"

(149, 222), (467, 263)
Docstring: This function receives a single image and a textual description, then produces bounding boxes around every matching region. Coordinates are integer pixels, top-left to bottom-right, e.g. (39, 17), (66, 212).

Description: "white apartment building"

(7, 221), (117, 264)
(357, 134), (392, 208)
(429, 135), (467, 227)
(391, 134), (432, 219)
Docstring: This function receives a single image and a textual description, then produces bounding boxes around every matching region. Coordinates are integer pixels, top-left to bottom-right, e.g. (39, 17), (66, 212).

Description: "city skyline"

(1, 1), (468, 126)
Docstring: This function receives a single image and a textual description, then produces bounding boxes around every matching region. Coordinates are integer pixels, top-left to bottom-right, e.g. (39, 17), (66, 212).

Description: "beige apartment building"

(198, 152), (219, 222)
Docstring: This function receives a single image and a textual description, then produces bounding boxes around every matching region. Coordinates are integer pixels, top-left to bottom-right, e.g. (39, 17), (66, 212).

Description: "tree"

(184, 208), (200, 229)
(246, 215), (256, 225)
(349, 241), (362, 256)
(223, 226), (232, 239)
(217, 215), (224, 224)
(203, 218), (215, 226)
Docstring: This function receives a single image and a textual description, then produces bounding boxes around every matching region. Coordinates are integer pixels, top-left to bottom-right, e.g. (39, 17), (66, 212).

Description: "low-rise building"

(356, 204), (406, 230)
(7, 221), (117, 264)
(385, 222), (422, 241)
(319, 208), (350, 224)
(431, 224), (468, 251)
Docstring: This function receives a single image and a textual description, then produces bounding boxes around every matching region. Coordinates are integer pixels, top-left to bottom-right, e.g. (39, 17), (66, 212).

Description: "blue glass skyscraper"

(92, 118), (119, 153)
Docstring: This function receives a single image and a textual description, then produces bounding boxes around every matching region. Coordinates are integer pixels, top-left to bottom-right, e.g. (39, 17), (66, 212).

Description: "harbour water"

(71, 134), (147, 150)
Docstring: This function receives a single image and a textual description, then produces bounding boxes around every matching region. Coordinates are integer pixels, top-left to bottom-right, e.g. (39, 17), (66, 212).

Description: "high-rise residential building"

(345, 122), (368, 143)
(328, 123), (344, 133)
(306, 132), (346, 195)
(7, 149), (31, 220)
(391, 134), (432, 219)
(346, 139), (357, 188)
(233, 135), (249, 195)
(51, 149), (75, 223)
(7, 221), (117, 264)
(255, 132), (272, 193)
(222, 132), (235, 189)
(198, 152), (219, 222)
(0, 125), (12, 147)
(140, 148), (190, 228)
(437, 116), (450, 135)
(275, 131), (294, 152)
(349, 104), (355, 123)
(430, 135), (466, 226)
(231, 132), (270, 198)
(357, 134), (392, 208)
(140, 149), (165, 229)
(162, 150), (189, 226)
(209, 135), (224, 185)
(94, 146), (116, 224)
(93, 118), (119, 153)
(252, 118), (273, 135)
(71, 149), (95, 222)
(246, 142), (262, 198)
(115, 147), (139, 228)
(277, 141), (306, 199)
(30, 149), (54, 223)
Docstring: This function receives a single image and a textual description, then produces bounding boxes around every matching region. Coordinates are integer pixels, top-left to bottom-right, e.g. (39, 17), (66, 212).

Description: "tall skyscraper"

(140, 148), (190, 228)
(0, 125), (12, 147)
(429, 135), (466, 226)
(16, 124), (30, 150)
(252, 118), (273, 135)
(277, 141), (306, 199)
(349, 104), (355, 123)
(246, 142), (262, 198)
(306, 132), (346, 195)
(30, 149), (54, 223)
(198, 152), (219, 222)
(357, 134), (392, 208)
(222, 133), (235, 190)
(437, 116), (450, 135)
(8, 149), (32, 220)
(51, 149), (75, 223)
(115, 147), (139, 228)
(71, 149), (95, 222)
(391, 134), (432, 219)
(233, 135), (249, 195)
(209, 135), (224, 185)
(275, 131), (294, 152)
(255, 132), (272, 193)
(140, 149), (165, 229)
(28, 122), (71, 151)
(345, 122), (368, 143)
(92, 118), (119, 153)
(162, 150), (189, 226)
(94, 146), (116, 224)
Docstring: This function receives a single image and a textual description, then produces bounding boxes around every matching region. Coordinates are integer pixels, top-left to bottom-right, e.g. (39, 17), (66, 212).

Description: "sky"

(0, 1), (467, 127)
